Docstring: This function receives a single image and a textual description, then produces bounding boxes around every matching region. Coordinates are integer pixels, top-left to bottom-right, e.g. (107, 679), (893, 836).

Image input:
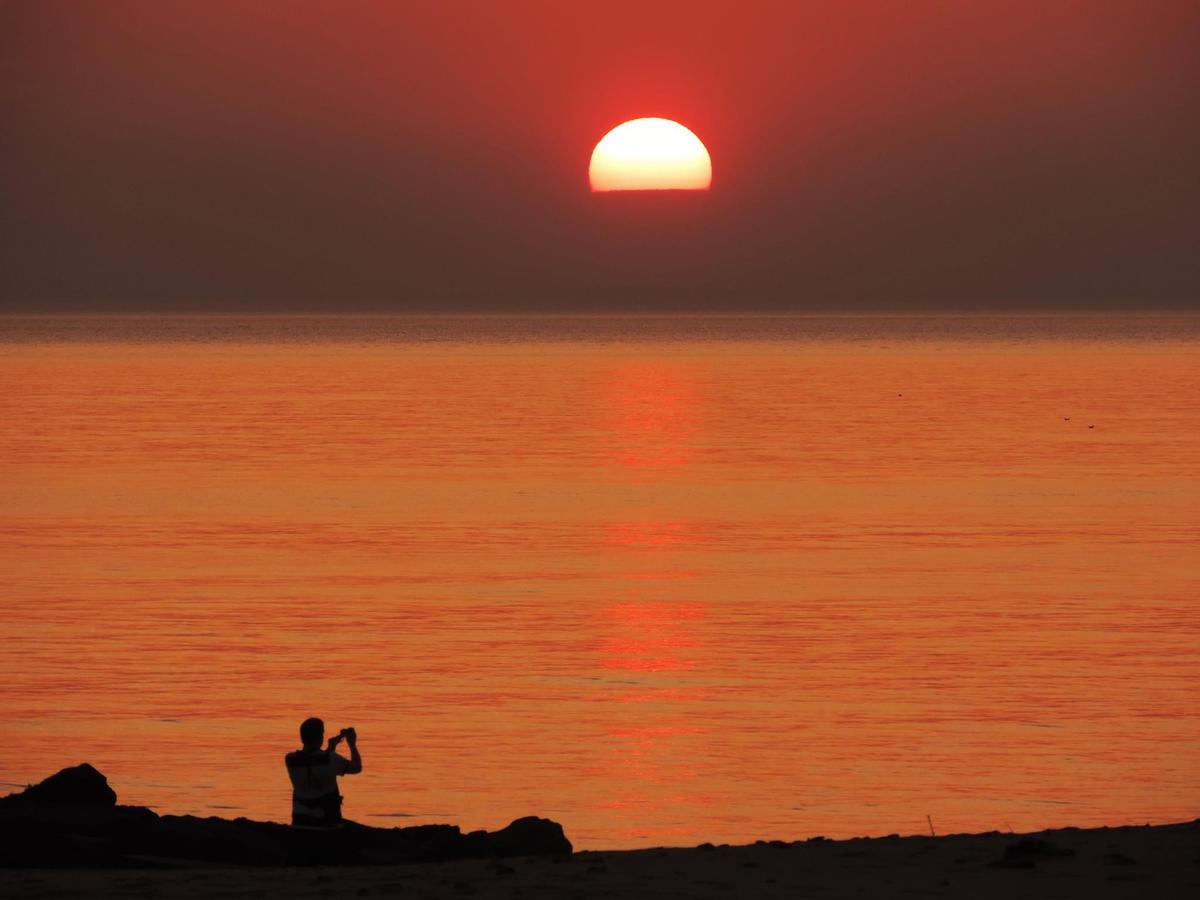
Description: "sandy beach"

(5, 819), (1197, 899)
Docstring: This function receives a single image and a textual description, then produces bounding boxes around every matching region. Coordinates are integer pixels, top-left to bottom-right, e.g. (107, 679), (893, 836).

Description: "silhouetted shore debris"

(988, 836), (1076, 869)
(0, 764), (571, 868)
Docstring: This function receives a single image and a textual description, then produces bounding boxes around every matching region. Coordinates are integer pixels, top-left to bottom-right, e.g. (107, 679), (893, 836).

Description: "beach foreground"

(3, 764), (1197, 897)
(4, 819), (1198, 899)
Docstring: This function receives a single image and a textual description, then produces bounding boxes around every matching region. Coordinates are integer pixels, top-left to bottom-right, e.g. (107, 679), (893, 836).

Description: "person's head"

(299, 717), (324, 750)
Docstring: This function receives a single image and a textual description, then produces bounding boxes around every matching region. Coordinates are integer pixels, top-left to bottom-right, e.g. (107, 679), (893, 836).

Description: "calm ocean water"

(2, 315), (1197, 848)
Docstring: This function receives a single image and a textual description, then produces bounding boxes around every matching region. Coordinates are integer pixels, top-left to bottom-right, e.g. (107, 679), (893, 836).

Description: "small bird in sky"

(1063, 417), (1070, 421)
(1089, 424), (1095, 429)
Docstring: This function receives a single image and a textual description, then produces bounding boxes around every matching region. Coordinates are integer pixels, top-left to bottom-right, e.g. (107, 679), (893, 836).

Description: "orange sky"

(2, 0), (1198, 311)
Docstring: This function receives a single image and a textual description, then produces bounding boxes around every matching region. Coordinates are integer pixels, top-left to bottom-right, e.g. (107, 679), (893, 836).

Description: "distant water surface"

(6, 313), (1200, 344)
(1, 315), (1197, 848)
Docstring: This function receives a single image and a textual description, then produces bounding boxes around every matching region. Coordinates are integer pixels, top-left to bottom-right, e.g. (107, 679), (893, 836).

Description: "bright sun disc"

(589, 118), (712, 192)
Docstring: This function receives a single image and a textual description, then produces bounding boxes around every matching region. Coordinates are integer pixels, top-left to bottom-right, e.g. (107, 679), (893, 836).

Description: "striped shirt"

(285, 749), (351, 828)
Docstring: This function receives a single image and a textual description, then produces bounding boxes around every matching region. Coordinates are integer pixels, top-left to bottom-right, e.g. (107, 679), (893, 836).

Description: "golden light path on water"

(1, 316), (1197, 849)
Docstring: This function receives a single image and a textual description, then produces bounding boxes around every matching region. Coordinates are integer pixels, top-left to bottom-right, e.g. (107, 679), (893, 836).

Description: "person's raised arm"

(345, 729), (362, 774)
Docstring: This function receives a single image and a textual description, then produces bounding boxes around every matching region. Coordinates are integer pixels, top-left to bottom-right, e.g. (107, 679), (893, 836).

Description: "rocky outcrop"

(486, 816), (575, 858)
(0, 763), (116, 810)
(0, 765), (571, 868)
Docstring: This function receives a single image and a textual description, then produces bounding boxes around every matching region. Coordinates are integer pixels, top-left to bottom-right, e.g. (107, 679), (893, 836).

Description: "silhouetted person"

(285, 717), (362, 863)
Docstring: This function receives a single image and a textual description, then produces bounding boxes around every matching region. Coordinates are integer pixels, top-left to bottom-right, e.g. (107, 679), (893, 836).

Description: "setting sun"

(589, 117), (712, 192)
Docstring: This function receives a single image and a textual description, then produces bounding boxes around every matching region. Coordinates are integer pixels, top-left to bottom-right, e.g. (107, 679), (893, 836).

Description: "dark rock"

(0, 763), (116, 809)
(1003, 838), (1076, 861)
(485, 816), (572, 858)
(0, 764), (573, 869)
(987, 836), (1077, 870)
(151, 815), (290, 866)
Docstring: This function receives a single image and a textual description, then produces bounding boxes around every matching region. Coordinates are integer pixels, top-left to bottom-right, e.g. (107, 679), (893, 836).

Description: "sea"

(2, 315), (1197, 849)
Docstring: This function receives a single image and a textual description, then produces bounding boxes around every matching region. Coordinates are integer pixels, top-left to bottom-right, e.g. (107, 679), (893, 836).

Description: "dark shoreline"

(2, 765), (1196, 898)
(3, 820), (1198, 900)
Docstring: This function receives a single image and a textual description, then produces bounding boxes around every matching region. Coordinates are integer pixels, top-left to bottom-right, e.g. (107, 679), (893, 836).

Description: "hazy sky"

(2, 0), (1198, 312)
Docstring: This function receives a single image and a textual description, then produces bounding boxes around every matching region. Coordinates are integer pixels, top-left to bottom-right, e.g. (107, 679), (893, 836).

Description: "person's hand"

(327, 733), (344, 749)
(343, 727), (357, 745)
